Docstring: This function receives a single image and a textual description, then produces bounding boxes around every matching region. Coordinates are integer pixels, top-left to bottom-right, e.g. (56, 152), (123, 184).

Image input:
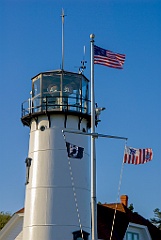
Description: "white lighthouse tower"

(21, 70), (91, 240)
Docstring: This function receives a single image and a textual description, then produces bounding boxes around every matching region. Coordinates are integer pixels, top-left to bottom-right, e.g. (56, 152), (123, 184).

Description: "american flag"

(94, 45), (126, 69)
(124, 146), (153, 165)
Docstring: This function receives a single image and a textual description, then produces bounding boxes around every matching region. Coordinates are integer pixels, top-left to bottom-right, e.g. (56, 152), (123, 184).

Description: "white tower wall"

(23, 115), (91, 240)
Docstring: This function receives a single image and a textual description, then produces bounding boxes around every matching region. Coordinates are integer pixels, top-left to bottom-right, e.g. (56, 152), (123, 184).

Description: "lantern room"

(21, 70), (90, 126)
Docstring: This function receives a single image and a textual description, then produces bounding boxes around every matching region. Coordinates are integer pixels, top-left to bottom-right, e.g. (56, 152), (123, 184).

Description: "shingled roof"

(97, 203), (129, 240)
(98, 196), (161, 240)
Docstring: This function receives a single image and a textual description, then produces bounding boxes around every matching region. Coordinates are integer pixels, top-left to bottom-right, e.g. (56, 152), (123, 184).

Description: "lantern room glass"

(30, 71), (89, 115)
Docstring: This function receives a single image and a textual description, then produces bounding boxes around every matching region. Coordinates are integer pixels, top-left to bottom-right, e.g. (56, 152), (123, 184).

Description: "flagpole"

(61, 8), (65, 70)
(90, 33), (97, 240)
(62, 130), (128, 141)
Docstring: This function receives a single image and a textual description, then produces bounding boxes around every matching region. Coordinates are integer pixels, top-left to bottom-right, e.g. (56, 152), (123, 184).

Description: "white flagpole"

(61, 8), (65, 70)
(90, 33), (97, 240)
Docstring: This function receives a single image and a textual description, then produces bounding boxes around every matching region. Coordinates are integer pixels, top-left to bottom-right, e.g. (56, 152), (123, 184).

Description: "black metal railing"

(21, 95), (90, 118)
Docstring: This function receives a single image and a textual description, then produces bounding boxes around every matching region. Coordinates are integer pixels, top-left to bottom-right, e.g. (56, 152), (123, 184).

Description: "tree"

(150, 208), (161, 230)
(128, 203), (134, 212)
(0, 212), (12, 230)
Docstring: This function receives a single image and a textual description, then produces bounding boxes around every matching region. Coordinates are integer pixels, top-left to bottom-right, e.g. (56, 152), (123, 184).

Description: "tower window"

(73, 230), (89, 240)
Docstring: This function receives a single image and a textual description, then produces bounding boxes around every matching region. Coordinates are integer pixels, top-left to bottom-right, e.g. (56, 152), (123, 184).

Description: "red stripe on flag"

(128, 154), (131, 164)
(124, 153), (127, 163)
(150, 149), (153, 160)
(135, 156), (138, 164)
(132, 154), (135, 164)
(139, 149), (142, 164)
(143, 149), (145, 164)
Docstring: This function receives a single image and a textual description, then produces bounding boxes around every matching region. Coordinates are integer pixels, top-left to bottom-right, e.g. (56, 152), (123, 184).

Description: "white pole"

(90, 33), (97, 240)
(61, 8), (65, 70)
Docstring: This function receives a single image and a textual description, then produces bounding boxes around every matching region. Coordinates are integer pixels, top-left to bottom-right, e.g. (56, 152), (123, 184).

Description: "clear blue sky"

(0, 0), (161, 221)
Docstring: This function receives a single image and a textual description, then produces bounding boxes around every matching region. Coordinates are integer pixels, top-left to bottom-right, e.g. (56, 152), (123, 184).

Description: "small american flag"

(94, 45), (126, 69)
(124, 146), (153, 165)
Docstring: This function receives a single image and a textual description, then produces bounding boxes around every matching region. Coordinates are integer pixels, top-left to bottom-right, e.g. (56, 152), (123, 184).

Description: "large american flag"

(94, 45), (126, 69)
(124, 146), (153, 165)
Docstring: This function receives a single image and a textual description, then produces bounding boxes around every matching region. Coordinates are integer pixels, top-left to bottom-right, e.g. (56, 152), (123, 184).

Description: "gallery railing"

(21, 95), (90, 117)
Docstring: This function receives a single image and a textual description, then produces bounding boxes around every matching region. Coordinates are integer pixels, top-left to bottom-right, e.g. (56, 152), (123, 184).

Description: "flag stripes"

(124, 147), (153, 165)
(94, 45), (125, 69)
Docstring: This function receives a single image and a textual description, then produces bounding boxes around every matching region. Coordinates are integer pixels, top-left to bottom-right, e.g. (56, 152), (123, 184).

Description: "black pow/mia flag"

(66, 142), (84, 159)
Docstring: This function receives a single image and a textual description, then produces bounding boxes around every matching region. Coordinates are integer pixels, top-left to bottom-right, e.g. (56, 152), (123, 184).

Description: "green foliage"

(0, 212), (12, 230)
(150, 208), (161, 230)
(128, 203), (134, 212)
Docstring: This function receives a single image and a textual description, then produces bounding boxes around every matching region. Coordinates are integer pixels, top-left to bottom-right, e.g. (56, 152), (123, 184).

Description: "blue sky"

(0, 0), (161, 221)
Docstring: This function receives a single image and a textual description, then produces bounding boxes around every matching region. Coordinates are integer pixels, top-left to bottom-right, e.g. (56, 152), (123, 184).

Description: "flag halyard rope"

(62, 132), (84, 240)
(110, 140), (127, 240)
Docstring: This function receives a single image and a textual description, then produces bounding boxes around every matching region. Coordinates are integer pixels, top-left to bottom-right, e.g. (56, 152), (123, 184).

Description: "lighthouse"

(21, 70), (91, 239)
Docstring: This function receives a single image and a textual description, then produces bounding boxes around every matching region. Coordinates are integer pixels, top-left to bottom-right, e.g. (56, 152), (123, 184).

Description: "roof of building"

(99, 198), (161, 240)
(97, 203), (129, 240)
(15, 208), (24, 214)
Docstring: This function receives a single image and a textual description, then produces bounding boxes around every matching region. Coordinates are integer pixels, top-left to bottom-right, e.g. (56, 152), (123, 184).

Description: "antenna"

(79, 45), (87, 74)
(61, 8), (66, 70)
